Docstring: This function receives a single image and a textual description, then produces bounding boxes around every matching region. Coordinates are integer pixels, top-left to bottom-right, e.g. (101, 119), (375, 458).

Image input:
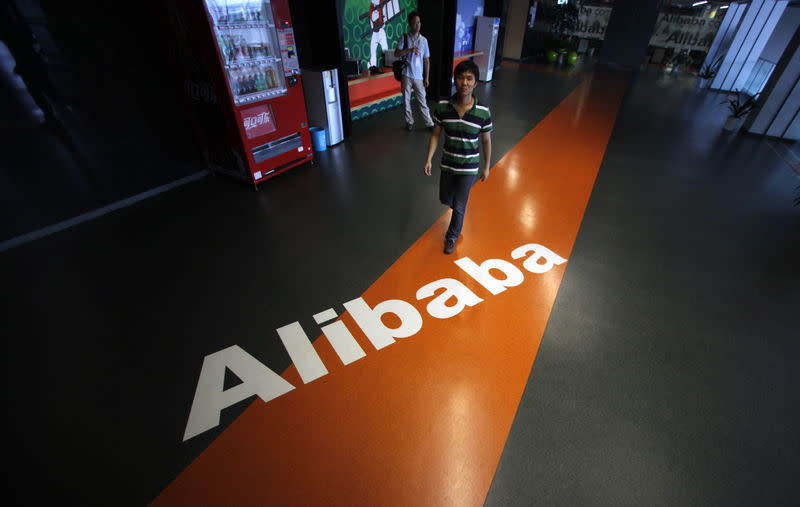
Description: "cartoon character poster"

(342, 0), (418, 72)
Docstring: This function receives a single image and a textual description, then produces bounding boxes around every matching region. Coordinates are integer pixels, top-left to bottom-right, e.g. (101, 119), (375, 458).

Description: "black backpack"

(392, 34), (409, 82)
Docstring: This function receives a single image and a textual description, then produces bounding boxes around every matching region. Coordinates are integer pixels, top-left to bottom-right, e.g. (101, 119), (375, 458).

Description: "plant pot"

(723, 115), (744, 131)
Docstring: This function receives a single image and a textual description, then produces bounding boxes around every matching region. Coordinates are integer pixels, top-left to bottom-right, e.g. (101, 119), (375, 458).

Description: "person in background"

(424, 59), (492, 255)
(394, 11), (434, 131)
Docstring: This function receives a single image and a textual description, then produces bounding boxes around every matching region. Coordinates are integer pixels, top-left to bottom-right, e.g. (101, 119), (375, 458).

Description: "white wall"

(748, 40), (800, 140)
(712, 0), (790, 91)
(760, 5), (800, 63)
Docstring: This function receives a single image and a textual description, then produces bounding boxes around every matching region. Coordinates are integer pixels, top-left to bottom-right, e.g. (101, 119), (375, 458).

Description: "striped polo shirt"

(432, 95), (493, 175)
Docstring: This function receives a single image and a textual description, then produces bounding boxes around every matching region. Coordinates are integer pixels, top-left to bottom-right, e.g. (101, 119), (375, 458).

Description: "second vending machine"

(176, 0), (313, 185)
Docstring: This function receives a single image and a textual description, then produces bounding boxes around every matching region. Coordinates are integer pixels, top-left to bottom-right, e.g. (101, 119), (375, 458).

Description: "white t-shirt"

(396, 33), (429, 80)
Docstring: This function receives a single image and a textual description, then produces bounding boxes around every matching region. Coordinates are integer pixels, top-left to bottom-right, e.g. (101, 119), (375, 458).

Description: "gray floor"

(0, 65), (579, 504)
(1, 63), (798, 505)
(486, 68), (800, 506)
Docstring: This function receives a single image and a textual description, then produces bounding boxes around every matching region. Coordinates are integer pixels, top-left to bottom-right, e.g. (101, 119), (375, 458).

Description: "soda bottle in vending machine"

(225, 35), (235, 61)
(256, 69), (265, 91)
(230, 69), (240, 95)
(238, 70), (247, 95)
(217, 35), (228, 62)
(247, 70), (256, 93)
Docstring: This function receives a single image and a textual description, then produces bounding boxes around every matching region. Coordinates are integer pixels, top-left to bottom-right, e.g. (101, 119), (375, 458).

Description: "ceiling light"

(692, 1), (708, 6)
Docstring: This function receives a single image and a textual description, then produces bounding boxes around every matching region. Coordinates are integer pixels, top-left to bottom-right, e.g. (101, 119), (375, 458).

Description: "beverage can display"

(207, 0), (288, 103)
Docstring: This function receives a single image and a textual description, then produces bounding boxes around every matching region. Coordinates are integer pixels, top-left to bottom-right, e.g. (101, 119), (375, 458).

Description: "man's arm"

(479, 131), (492, 181)
(424, 125), (442, 176)
(394, 35), (412, 57)
(394, 45), (413, 57)
(423, 57), (430, 87)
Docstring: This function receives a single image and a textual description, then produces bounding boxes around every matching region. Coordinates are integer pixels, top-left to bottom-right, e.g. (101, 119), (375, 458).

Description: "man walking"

(424, 60), (492, 255)
(394, 11), (434, 131)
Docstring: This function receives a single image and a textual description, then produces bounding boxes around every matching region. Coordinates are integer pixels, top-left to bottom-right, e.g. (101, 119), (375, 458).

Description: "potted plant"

(543, 36), (577, 66)
(721, 89), (760, 131)
(543, 1), (580, 65)
(697, 55), (723, 88)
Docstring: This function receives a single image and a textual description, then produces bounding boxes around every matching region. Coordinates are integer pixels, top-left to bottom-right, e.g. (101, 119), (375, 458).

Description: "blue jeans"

(439, 171), (476, 241)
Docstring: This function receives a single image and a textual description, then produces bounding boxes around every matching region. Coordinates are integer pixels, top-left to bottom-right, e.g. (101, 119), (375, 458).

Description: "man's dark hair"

(408, 11), (420, 24)
(454, 59), (480, 81)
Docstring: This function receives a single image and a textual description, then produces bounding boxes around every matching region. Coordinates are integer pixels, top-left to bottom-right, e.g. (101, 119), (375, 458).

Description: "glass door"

(205, 0), (288, 105)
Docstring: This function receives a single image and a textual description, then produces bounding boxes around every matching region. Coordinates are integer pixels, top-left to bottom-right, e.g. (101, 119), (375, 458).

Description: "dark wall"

(0, 0), (203, 242)
(598, 0), (664, 69)
(39, 0), (202, 179)
(290, 0), (352, 138)
(420, 0), (457, 100)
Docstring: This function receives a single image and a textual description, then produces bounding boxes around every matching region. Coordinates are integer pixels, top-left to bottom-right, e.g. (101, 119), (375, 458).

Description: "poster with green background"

(342, 0), (418, 70)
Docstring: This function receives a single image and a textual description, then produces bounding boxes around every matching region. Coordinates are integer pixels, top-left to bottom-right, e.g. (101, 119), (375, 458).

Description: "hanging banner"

(648, 13), (723, 50)
(572, 7), (724, 49)
(574, 5), (612, 40)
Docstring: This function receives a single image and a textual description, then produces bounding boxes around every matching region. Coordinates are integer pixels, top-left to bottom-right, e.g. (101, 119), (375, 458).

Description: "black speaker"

(343, 59), (361, 78)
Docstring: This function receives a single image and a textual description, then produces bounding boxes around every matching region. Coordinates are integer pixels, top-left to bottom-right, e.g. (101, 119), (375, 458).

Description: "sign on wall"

(648, 12), (724, 51)
(571, 6), (725, 52)
(342, 0), (418, 70)
(573, 5), (612, 40)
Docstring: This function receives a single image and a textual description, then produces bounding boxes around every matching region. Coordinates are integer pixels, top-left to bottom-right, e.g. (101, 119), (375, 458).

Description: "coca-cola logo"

(241, 104), (277, 139)
(244, 111), (272, 130)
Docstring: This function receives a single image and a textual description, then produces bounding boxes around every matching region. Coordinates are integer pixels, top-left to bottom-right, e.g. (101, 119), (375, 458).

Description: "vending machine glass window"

(206, 0), (288, 105)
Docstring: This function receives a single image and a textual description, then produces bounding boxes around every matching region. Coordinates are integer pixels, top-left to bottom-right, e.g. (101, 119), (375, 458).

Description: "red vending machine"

(165, 0), (312, 186)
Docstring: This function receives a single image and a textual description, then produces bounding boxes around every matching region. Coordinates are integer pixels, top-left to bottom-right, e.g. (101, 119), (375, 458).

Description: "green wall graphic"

(343, 0), (418, 69)
(351, 95), (404, 121)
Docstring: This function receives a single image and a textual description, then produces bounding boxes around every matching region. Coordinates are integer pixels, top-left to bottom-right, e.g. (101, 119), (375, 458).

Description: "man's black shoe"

(426, 125), (434, 131)
(444, 238), (456, 254)
(406, 123), (414, 131)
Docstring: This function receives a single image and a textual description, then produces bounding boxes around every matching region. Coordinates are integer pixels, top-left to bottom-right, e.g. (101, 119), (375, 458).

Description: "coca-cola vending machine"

(164, 0), (312, 186)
